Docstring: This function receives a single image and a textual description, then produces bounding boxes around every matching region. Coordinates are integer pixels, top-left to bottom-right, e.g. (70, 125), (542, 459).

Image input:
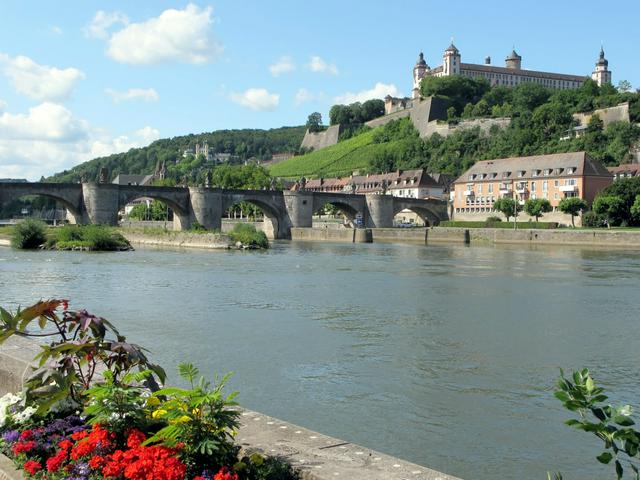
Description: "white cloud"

(0, 103), (159, 180)
(0, 100), (6, 113)
(294, 88), (319, 106)
(307, 56), (338, 75)
(230, 88), (279, 111)
(84, 10), (129, 39)
(106, 4), (223, 65)
(269, 56), (295, 77)
(0, 103), (89, 142)
(334, 82), (402, 104)
(51, 26), (63, 35)
(89, 126), (160, 159)
(105, 88), (159, 103)
(0, 53), (85, 102)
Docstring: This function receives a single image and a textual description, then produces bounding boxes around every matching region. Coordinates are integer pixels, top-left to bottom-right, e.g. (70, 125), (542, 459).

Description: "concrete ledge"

(0, 338), (460, 480)
(371, 228), (427, 243)
(121, 231), (232, 250)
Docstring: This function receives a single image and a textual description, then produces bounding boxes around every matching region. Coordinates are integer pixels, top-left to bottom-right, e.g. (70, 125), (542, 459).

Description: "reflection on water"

(1, 241), (640, 480)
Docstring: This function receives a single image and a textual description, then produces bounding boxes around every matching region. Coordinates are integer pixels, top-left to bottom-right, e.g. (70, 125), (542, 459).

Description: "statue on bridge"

(98, 168), (109, 184)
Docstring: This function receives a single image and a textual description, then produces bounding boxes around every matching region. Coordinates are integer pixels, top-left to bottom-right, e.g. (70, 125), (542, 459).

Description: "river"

(1, 240), (639, 479)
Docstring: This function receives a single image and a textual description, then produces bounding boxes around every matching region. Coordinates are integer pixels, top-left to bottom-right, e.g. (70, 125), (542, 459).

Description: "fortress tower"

(591, 47), (612, 86)
(505, 49), (522, 70)
(442, 43), (461, 76)
(412, 52), (429, 99)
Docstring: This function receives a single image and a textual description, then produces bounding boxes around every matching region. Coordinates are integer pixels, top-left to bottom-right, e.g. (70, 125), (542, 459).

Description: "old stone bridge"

(0, 182), (449, 239)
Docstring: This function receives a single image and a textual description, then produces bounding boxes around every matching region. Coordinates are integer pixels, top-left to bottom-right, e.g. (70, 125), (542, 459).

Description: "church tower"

(591, 47), (612, 86)
(412, 52), (429, 99)
(443, 43), (461, 76)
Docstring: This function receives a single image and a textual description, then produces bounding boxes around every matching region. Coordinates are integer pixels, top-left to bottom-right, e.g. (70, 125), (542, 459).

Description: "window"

(477, 185), (482, 194)
(565, 179), (576, 186)
(543, 181), (548, 192)
(488, 184), (494, 193)
(531, 182), (536, 192)
(554, 192), (559, 199)
(554, 180), (559, 187)
(517, 170), (526, 177)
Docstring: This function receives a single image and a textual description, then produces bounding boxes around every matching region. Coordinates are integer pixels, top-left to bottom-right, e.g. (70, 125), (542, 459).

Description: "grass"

(269, 129), (379, 178)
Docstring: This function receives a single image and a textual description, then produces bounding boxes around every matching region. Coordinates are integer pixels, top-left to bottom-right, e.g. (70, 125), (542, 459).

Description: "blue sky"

(1, 0), (638, 180)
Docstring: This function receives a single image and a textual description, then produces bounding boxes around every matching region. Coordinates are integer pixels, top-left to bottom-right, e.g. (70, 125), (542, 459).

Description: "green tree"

(597, 177), (640, 225)
(630, 195), (640, 223)
(593, 195), (626, 227)
(493, 197), (521, 221)
(558, 197), (588, 227)
(306, 112), (323, 132)
(524, 198), (552, 221)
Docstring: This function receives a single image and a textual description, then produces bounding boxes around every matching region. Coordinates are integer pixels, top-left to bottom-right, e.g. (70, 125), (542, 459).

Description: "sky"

(0, 0), (639, 181)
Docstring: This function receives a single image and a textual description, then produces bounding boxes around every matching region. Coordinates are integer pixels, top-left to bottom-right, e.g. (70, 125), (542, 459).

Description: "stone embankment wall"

(430, 227), (640, 248)
(291, 227), (372, 243)
(0, 337), (461, 480)
(364, 109), (411, 129)
(300, 125), (342, 151)
(121, 231), (231, 249)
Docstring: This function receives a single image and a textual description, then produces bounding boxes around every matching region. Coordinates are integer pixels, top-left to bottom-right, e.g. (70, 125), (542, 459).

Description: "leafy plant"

(555, 369), (640, 479)
(83, 369), (156, 436)
(558, 197), (588, 227)
(11, 219), (46, 249)
(0, 300), (165, 414)
(146, 363), (240, 474)
(228, 223), (269, 249)
(524, 198), (552, 222)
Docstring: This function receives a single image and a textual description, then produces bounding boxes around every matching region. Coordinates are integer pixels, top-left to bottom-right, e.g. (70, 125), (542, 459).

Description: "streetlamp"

(512, 181), (517, 230)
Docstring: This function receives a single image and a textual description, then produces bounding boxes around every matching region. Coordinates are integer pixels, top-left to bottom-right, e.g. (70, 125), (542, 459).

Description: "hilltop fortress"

(302, 43), (614, 149)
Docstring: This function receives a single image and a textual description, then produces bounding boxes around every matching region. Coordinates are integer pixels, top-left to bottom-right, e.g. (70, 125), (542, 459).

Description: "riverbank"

(0, 335), (460, 480)
(121, 229), (233, 250)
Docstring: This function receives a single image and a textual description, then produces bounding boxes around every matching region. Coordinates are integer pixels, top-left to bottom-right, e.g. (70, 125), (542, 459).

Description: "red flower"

(71, 424), (114, 459)
(20, 430), (34, 441)
(193, 477), (206, 480)
(12, 441), (36, 455)
(89, 455), (106, 469)
(62, 300), (69, 311)
(59, 439), (73, 451)
(214, 467), (239, 480)
(71, 430), (89, 441)
(103, 444), (185, 480)
(126, 429), (146, 448)
(46, 449), (68, 472)
(23, 460), (42, 476)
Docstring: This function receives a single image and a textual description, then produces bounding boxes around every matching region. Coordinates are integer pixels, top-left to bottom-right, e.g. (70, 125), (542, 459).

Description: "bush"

(486, 216), (502, 223)
(11, 219), (46, 249)
(440, 220), (557, 229)
(582, 211), (606, 228)
(228, 223), (269, 248)
(47, 225), (131, 251)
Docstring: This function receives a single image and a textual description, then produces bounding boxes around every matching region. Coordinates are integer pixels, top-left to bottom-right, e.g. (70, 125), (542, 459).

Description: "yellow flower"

(146, 397), (161, 407)
(177, 415), (192, 423)
(152, 409), (167, 419)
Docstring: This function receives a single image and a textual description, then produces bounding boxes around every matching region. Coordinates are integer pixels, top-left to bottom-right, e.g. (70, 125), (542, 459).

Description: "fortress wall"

(364, 109), (411, 128)
(573, 102), (630, 128)
(425, 117), (511, 139)
(300, 124), (341, 151)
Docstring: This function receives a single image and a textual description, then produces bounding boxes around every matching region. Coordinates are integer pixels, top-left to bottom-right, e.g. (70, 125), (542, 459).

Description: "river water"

(1, 240), (639, 479)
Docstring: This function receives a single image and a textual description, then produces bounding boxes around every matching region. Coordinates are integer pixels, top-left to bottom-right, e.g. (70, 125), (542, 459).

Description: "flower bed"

(0, 301), (297, 480)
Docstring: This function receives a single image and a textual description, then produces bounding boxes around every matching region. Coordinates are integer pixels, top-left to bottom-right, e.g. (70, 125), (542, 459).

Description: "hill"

(269, 79), (640, 180)
(48, 126), (306, 184)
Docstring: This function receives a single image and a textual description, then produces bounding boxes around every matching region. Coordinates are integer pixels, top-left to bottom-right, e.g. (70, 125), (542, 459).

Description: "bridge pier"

(188, 188), (222, 231)
(283, 191), (314, 230)
(81, 183), (119, 225)
(365, 195), (394, 228)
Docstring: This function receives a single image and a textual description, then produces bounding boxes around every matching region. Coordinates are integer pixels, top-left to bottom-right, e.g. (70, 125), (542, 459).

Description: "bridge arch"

(392, 203), (442, 227)
(222, 196), (284, 239)
(118, 188), (191, 230)
(312, 200), (359, 227)
(0, 185), (84, 224)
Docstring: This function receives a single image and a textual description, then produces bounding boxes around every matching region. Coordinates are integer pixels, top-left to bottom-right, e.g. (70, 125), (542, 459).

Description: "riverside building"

(452, 152), (613, 225)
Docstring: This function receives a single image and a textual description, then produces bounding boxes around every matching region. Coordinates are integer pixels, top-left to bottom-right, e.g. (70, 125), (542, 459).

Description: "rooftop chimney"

(485, 56), (491, 65)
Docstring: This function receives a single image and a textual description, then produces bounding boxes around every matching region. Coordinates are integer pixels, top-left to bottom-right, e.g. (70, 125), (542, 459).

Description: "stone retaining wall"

(120, 231), (232, 249)
(0, 337), (460, 480)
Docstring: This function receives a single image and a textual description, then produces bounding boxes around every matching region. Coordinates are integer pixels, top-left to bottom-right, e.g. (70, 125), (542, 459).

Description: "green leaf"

(596, 452), (613, 464)
(585, 376), (595, 393)
(615, 460), (623, 479)
(614, 415), (635, 427)
(554, 391), (570, 402)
